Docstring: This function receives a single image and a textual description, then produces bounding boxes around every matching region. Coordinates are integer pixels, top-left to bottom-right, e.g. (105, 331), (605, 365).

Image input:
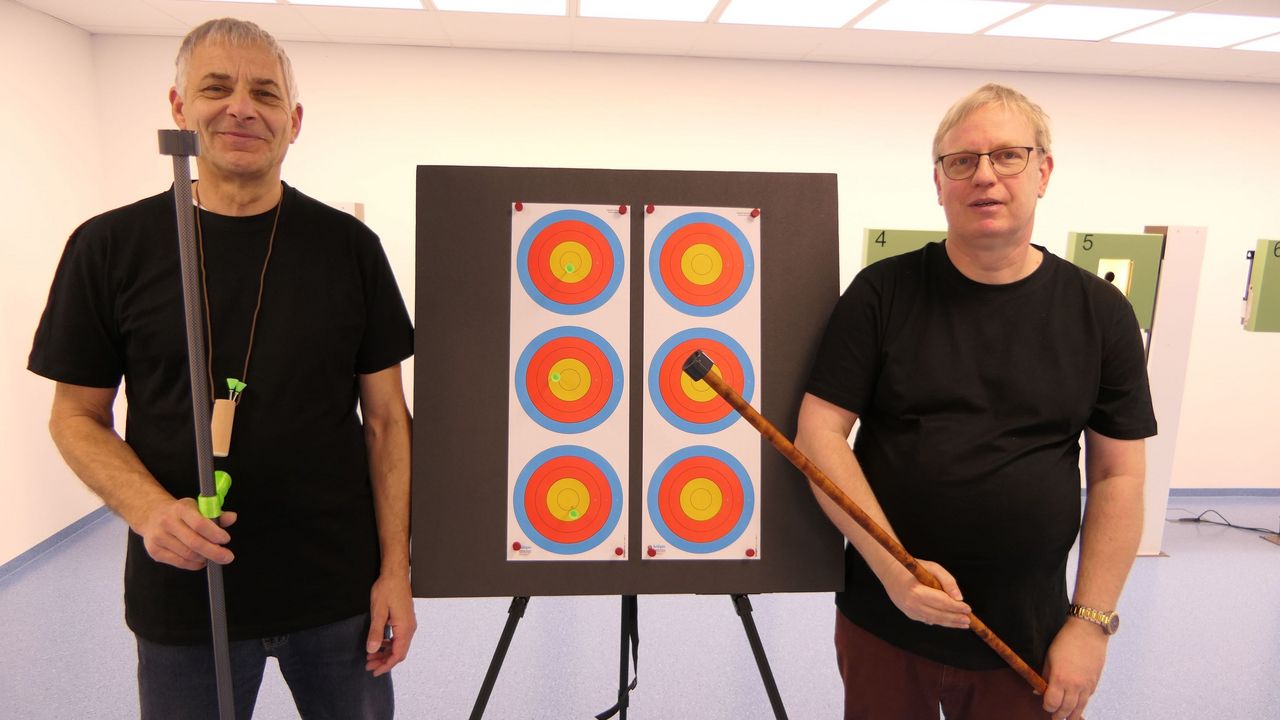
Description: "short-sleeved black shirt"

(29, 185), (413, 644)
(806, 242), (1156, 670)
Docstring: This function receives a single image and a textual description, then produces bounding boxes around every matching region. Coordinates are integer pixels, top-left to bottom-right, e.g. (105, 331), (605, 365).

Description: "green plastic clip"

(198, 470), (232, 519)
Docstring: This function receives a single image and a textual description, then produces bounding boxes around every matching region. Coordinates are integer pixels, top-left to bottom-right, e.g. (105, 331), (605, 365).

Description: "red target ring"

(524, 336), (616, 424)
(657, 222), (746, 307)
(656, 456), (746, 543)
(516, 449), (622, 550)
(650, 330), (752, 434)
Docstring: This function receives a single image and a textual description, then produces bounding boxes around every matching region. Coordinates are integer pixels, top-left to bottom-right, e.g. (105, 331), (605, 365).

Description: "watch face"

(1107, 613), (1120, 634)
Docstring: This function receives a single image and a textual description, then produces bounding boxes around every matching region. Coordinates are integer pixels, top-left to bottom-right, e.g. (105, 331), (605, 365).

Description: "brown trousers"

(835, 611), (1051, 720)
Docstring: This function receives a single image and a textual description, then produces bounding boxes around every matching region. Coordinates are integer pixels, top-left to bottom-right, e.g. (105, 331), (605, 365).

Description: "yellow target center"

(549, 241), (593, 283)
(679, 478), (723, 521)
(547, 477), (590, 522)
(679, 364), (722, 403)
(680, 243), (724, 286)
(548, 358), (591, 402)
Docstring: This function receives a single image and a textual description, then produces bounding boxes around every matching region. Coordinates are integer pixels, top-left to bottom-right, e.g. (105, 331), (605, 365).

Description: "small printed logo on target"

(511, 541), (533, 556)
(646, 544), (669, 558)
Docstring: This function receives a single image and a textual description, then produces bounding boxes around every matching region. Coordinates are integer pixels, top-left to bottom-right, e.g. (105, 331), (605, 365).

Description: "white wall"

(1, 1), (110, 565)
(6, 22), (1278, 562)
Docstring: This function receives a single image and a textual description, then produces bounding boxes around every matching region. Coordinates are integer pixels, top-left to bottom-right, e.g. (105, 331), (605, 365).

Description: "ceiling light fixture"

(579, 0), (718, 23)
(431, 0), (565, 16)
(986, 4), (1172, 42)
(855, 0), (1028, 35)
(1112, 12), (1280, 49)
(718, 0), (877, 29)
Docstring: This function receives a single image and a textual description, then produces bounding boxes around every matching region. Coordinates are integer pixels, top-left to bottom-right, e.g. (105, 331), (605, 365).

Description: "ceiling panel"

(435, 10), (572, 50)
(11, 0), (1280, 84)
(21, 0), (186, 32)
(298, 5), (449, 43)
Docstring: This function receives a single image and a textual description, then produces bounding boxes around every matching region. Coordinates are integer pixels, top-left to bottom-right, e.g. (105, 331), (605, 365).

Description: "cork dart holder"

(682, 350), (1049, 695)
(158, 128), (236, 720)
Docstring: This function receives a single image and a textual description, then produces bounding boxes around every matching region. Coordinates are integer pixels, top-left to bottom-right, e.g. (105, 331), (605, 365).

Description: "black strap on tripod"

(595, 594), (639, 720)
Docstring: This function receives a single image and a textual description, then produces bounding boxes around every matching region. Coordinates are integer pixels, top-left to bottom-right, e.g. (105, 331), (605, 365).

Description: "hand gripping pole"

(159, 129), (236, 720)
(681, 350), (1048, 695)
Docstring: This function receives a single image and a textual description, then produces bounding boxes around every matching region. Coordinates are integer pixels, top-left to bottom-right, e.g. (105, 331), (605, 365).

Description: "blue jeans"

(137, 613), (393, 720)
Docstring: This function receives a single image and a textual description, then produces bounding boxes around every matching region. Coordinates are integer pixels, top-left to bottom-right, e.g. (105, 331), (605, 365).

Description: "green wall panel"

(863, 228), (946, 267)
(1244, 239), (1280, 333)
(1066, 232), (1165, 331)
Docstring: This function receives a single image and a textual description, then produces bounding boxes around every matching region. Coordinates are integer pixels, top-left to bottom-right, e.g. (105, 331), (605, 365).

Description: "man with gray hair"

(797, 83), (1155, 719)
(30, 18), (415, 718)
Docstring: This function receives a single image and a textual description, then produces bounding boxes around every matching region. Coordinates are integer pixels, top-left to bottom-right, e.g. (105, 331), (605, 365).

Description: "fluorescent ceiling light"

(855, 0), (1028, 35)
(288, 0), (423, 8)
(432, 0), (565, 16)
(580, 0), (718, 23)
(719, 0), (877, 29)
(986, 5), (1172, 41)
(1112, 13), (1280, 48)
(1235, 33), (1280, 52)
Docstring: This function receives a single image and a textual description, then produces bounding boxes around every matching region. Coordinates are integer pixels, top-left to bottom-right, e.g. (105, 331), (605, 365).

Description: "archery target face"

(514, 446), (623, 555)
(647, 446), (754, 553)
(648, 328), (754, 434)
(650, 212), (754, 317)
(516, 326), (624, 434)
(518, 209), (625, 315)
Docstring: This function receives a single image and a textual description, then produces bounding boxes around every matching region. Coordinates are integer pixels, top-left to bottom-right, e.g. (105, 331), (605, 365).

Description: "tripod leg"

(731, 594), (789, 720)
(469, 596), (530, 720)
(595, 595), (639, 720)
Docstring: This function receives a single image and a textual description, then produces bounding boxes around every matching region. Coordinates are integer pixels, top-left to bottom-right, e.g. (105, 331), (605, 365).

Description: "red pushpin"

(750, 208), (761, 218)
(745, 548), (757, 558)
(512, 541), (522, 551)
(514, 202), (524, 212)
(615, 547), (625, 557)
(645, 204), (655, 214)
(646, 546), (656, 557)
(618, 204), (627, 215)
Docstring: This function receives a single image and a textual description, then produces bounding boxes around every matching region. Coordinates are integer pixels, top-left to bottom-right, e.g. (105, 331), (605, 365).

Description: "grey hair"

(174, 18), (298, 107)
(932, 82), (1051, 161)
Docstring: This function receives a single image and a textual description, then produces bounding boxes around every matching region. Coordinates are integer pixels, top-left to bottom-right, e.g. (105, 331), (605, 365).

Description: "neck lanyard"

(193, 182), (282, 406)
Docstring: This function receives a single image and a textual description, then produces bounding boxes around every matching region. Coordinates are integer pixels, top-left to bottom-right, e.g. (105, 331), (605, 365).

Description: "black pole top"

(682, 350), (714, 382)
(158, 129), (200, 157)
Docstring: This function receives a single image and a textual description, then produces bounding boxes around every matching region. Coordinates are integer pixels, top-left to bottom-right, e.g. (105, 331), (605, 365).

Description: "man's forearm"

(50, 411), (173, 533)
(795, 427), (905, 582)
(365, 412), (412, 578)
(1073, 472), (1143, 611)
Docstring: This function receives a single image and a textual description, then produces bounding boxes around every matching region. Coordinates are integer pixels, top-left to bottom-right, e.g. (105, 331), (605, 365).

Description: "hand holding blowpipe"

(681, 350), (1049, 695)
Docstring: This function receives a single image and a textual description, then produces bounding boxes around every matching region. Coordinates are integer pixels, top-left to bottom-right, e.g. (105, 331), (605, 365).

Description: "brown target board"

(413, 166), (843, 598)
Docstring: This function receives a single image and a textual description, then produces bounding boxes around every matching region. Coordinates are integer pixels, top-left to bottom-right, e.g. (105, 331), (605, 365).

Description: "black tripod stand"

(469, 594), (788, 719)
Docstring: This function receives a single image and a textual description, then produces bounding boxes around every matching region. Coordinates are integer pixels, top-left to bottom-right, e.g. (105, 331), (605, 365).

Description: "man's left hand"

(1040, 619), (1107, 720)
(365, 572), (417, 677)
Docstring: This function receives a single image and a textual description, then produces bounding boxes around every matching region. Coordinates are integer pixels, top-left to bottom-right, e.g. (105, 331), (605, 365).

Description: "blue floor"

(2, 496), (1277, 719)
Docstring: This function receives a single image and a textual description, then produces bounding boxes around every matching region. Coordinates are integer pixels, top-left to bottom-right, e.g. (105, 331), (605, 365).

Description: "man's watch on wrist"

(1068, 603), (1120, 635)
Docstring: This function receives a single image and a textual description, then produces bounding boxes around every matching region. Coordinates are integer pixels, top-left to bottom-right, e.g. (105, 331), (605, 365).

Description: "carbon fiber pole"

(158, 129), (236, 720)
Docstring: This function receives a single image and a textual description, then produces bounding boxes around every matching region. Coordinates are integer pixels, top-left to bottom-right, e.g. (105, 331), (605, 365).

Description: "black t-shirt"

(806, 242), (1156, 670)
(29, 184), (414, 644)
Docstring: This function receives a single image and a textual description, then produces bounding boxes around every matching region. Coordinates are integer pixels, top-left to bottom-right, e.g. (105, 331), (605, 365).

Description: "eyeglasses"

(935, 146), (1043, 181)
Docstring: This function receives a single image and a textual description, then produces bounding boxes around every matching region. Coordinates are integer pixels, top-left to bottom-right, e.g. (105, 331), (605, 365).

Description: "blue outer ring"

(516, 326), (624, 434)
(647, 445), (755, 554)
(514, 445), (623, 555)
(518, 209), (625, 315)
(649, 211), (754, 317)
(647, 327), (754, 435)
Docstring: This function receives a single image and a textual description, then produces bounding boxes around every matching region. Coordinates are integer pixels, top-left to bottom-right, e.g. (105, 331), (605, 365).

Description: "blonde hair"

(174, 18), (298, 107)
(932, 83), (1051, 160)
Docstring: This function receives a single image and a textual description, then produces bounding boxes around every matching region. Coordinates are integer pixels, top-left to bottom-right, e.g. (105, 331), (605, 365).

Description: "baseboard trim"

(0, 506), (112, 582)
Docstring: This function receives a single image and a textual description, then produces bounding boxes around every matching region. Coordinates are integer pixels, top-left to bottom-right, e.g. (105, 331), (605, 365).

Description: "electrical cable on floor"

(1169, 509), (1276, 535)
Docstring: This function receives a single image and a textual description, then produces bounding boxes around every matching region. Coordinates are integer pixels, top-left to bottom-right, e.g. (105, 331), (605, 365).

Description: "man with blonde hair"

(30, 18), (415, 718)
(797, 83), (1154, 719)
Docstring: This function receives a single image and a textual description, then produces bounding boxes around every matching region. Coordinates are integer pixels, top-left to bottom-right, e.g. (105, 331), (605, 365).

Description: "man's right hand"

(136, 498), (237, 570)
(880, 559), (972, 630)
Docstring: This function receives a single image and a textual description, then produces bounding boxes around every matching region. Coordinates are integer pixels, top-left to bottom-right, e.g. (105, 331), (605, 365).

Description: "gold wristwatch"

(1068, 604), (1119, 635)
